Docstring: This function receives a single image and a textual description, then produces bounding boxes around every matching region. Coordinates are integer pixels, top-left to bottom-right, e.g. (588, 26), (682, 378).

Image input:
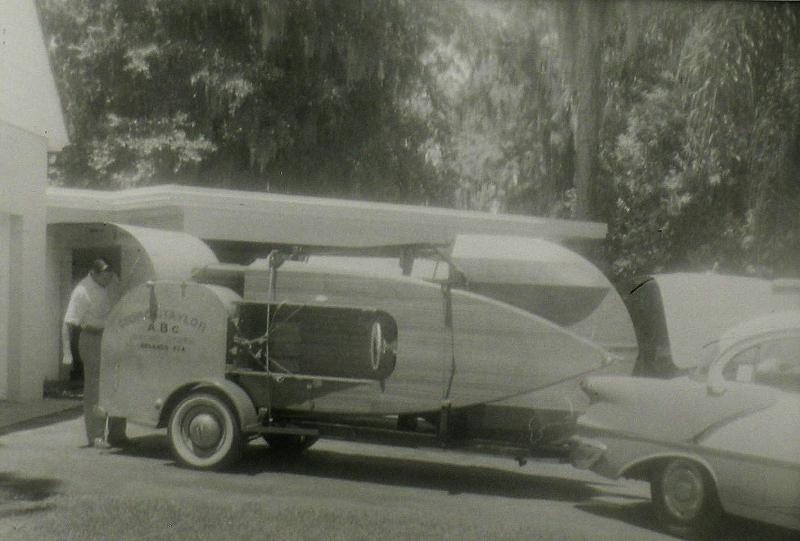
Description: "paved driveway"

(0, 415), (795, 541)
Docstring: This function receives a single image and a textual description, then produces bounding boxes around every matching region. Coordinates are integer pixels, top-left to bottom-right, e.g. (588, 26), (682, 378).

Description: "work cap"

(91, 258), (111, 274)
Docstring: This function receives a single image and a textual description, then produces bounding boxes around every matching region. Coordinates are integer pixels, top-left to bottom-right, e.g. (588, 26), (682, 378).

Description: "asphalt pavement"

(3, 415), (797, 541)
(1, 389), (798, 540)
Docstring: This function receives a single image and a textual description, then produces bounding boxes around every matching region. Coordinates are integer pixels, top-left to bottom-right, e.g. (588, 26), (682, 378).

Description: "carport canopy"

(49, 222), (218, 290)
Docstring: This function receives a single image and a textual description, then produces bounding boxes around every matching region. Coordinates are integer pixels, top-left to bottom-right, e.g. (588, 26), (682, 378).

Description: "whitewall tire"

(168, 392), (242, 470)
(651, 458), (722, 537)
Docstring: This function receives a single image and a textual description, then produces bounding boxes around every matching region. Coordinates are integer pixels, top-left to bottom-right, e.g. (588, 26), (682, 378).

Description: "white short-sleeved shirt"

(63, 274), (121, 329)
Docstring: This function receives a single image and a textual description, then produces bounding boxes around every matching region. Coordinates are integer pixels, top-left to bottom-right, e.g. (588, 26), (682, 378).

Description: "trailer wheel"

(264, 434), (318, 454)
(168, 392), (242, 470)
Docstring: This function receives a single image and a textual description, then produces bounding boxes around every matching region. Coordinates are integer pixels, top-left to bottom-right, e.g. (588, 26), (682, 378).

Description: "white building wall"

(0, 0), (69, 151)
(45, 226), (68, 383)
(0, 211), (10, 398)
(0, 121), (50, 400)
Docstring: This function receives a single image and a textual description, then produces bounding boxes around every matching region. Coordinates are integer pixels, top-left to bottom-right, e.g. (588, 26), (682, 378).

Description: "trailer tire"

(168, 392), (242, 470)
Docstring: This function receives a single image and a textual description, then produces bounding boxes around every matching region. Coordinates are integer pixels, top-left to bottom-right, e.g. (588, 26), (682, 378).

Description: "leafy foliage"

(39, 0), (800, 281)
(601, 2), (800, 282)
(676, 2), (800, 277)
(40, 0), (448, 203)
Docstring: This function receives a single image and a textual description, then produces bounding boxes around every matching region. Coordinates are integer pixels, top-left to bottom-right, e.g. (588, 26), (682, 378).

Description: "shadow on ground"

(0, 408), (81, 437)
(576, 500), (799, 541)
(115, 436), (797, 539)
(43, 379), (83, 400)
(116, 434), (609, 502)
(0, 472), (62, 519)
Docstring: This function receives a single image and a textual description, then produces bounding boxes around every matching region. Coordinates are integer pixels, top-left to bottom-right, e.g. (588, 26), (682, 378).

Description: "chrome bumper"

(569, 436), (607, 470)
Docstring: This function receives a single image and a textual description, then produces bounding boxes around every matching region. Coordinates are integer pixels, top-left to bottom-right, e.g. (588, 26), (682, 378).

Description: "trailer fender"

(160, 378), (260, 433)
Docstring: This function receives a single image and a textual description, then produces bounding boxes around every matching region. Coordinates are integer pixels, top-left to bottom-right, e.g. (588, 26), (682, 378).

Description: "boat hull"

(241, 262), (610, 415)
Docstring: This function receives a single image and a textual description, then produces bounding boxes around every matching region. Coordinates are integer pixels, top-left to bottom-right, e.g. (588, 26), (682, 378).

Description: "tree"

(604, 1), (800, 281)
(40, 0), (800, 280)
(555, 0), (608, 222)
(677, 1), (800, 276)
(419, 1), (577, 217)
(39, 0), (448, 204)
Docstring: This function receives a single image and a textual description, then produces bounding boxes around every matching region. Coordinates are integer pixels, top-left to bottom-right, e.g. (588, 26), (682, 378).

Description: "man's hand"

(62, 351), (73, 366)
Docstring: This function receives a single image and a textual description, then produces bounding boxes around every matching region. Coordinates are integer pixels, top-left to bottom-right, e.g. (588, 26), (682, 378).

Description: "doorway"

(71, 246), (121, 285)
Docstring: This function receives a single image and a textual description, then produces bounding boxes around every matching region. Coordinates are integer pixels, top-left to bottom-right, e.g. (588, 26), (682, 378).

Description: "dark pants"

(78, 330), (126, 445)
(68, 325), (83, 382)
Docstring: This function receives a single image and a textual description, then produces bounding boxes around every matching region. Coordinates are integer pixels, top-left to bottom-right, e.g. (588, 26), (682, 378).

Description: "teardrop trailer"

(97, 232), (630, 471)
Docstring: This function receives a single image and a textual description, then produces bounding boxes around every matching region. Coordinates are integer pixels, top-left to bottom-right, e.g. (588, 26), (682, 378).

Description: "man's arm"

(61, 322), (74, 366)
(62, 286), (88, 365)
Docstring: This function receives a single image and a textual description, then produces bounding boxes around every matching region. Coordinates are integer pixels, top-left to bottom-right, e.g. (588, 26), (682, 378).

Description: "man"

(62, 257), (128, 448)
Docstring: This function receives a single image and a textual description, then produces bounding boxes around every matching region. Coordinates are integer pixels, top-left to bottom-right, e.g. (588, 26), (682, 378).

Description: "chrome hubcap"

(188, 413), (222, 449)
(663, 462), (704, 520)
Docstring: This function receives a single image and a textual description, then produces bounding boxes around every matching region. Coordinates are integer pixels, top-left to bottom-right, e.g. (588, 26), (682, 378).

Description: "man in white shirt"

(62, 258), (128, 448)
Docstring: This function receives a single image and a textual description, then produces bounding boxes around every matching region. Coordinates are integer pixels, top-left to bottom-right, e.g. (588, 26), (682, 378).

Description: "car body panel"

(700, 395), (800, 524)
(577, 376), (776, 442)
(572, 311), (800, 532)
(580, 429), (800, 531)
(628, 273), (800, 374)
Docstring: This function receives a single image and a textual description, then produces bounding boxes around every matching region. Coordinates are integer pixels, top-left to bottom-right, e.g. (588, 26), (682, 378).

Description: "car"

(570, 310), (800, 537)
(625, 273), (800, 378)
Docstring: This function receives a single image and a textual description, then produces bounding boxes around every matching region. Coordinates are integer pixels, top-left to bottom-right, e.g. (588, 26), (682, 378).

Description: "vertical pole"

(265, 251), (278, 370)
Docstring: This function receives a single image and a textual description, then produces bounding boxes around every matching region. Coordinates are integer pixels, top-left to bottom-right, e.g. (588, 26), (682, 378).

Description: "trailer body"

(97, 230), (632, 469)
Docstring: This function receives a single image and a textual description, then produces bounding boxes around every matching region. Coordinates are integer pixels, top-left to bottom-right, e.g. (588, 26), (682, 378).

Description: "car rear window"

(722, 336), (800, 393)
